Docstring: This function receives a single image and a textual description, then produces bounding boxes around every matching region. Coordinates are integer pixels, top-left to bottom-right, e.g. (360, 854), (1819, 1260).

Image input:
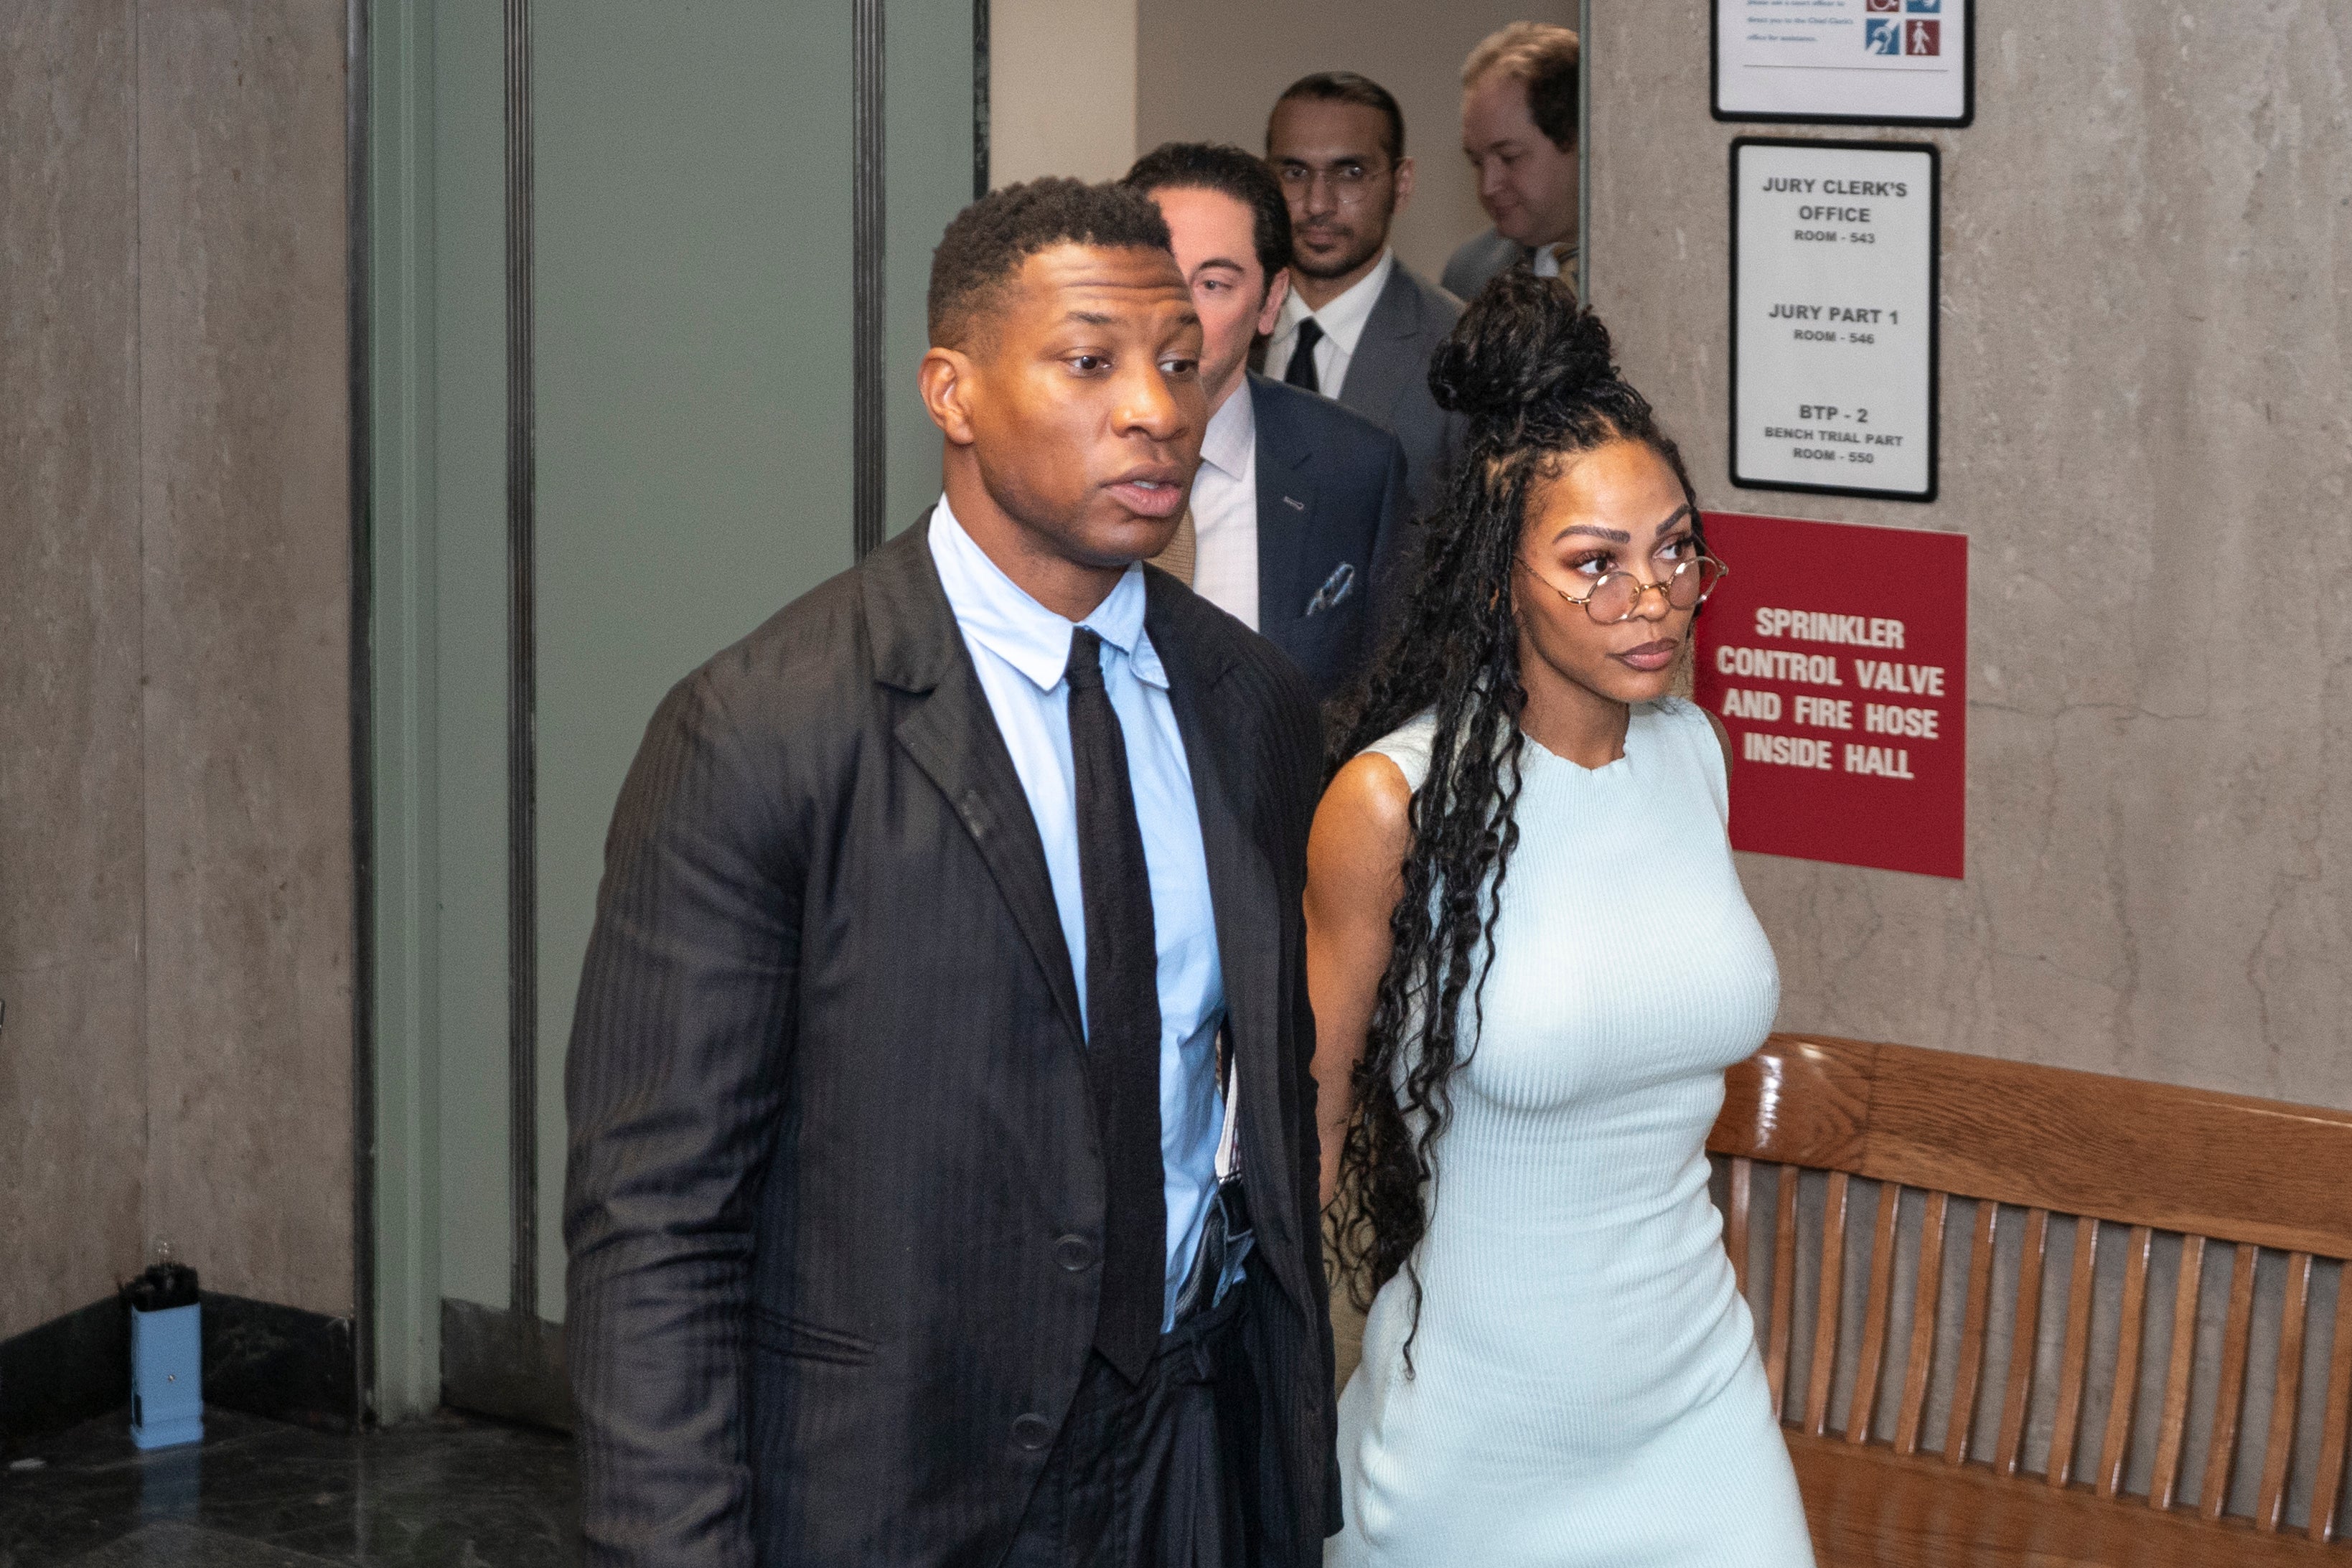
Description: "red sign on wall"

(1693, 512), (1967, 878)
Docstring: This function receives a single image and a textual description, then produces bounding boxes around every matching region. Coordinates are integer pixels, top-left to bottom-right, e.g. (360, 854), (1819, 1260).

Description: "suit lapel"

(866, 517), (1085, 1048)
(1336, 266), (1420, 429)
(1251, 378), (1318, 634)
(1151, 578), (1313, 1314)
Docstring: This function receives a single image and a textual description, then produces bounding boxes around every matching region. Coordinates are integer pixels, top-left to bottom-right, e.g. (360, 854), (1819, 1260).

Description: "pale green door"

(367, 0), (981, 1422)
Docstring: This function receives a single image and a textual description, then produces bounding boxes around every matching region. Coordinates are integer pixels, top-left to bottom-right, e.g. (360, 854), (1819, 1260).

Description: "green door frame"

(359, 0), (990, 1424)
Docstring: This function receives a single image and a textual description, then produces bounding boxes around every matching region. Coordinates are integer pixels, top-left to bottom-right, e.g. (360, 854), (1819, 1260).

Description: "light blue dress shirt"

(929, 496), (1226, 1330)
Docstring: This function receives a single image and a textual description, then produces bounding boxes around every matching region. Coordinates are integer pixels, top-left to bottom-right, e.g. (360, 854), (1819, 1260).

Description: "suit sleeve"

(1260, 660), (1345, 1541)
(1367, 433), (1415, 649)
(564, 668), (802, 1567)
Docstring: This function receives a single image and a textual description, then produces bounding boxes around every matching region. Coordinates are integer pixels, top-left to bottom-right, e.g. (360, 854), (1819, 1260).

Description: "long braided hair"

(1325, 271), (1707, 1359)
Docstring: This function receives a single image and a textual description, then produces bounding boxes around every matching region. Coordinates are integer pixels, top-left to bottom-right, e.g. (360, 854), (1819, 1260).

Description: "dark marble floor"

(0, 1407), (579, 1567)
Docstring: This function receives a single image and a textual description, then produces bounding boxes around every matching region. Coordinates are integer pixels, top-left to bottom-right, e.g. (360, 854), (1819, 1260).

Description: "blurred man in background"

(1124, 143), (1409, 703)
(1263, 72), (1466, 520)
(1445, 22), (1581, 300)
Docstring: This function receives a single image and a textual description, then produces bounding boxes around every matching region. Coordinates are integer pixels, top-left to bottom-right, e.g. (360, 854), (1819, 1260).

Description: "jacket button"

(1011, 1413), (1054, 1451)
(1054, 1234), (1096, 1272)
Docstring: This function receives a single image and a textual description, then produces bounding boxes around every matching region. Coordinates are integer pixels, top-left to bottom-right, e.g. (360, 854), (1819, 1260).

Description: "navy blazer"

(1247, 374), (1411, 703)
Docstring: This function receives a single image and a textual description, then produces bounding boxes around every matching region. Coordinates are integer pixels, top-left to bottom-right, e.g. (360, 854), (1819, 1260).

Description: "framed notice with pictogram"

(1713, 0), (1974, 126)
(1694, 511), (1966, 878)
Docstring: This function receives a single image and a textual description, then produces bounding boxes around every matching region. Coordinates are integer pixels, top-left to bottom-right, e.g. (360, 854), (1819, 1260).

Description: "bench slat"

(1946, 1201), (2002, 1467)
(2311, 1265), (2352, 1542)
(1846, 1180), (1903, 1445)
(2152, 1234), (2208, 1510)
(1994, 1208), (2051, 1478)
(2257, 1252), (2313, 1531)
(1893, 1189), (1948, 1457)
(1728, 1156), (1753, 1302)
(2201, 1241), (2261, 1521)
(2097, 1224), (2154, 1499)
(1806, 1172), (1852, 1435)
(1768, 1162), (1799, 1414)
(2048, 1216), (2102, 1487)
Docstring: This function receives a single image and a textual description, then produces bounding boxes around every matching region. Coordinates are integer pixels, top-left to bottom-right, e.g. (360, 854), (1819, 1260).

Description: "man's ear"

(1392, 154), (1417, 216)
(1255, 268), (1290, 337)
(919, 346), (979, 446)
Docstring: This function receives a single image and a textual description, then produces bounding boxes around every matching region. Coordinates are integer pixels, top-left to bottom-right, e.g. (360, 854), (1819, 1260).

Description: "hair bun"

(1428, 270), (1618, 423)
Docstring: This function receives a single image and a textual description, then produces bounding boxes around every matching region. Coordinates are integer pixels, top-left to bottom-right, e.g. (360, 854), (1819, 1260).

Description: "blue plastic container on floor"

(126, 1263), (203, 1450)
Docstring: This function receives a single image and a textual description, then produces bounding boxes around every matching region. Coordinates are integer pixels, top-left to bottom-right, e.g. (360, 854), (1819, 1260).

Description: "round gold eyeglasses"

(1520, 553), (1730, 625)
(1275, 161), (1392, 208)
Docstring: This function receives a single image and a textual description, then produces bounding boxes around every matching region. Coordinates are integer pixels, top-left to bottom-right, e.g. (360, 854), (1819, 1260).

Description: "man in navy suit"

(1124, 143), (1410, 703)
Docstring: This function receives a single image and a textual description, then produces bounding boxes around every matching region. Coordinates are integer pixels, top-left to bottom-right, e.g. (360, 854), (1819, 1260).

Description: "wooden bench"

(1710, 1033), (2352, 1567)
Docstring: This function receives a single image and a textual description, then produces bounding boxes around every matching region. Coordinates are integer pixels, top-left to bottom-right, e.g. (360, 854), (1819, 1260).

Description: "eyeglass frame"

(1272, 158), (1397, 208)
(1517, 552), (1730, 625)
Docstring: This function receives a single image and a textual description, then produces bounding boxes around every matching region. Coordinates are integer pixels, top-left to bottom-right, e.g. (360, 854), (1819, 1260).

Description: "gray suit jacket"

(1333, 261), (1467, 521)
(1441, 227), (1532, 302)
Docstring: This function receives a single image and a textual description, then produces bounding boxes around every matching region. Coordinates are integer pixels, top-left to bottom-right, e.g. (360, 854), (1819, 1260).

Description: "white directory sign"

(1732, 139), (1937, 502)
(1714, 0), (1973, 126)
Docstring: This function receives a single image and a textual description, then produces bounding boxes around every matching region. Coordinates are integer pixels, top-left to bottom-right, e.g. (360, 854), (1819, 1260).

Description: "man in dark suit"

(1263, 72), (1467, 519)
(1445, 23), (1582, 301)
(564, 177), (1337, 1566)
(1123, 143), (1410, 703)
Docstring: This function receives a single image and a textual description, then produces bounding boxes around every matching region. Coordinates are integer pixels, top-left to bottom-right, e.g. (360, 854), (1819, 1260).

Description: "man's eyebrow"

(1191, 256), (1247, 274)
(1062, 310), (1115, 327)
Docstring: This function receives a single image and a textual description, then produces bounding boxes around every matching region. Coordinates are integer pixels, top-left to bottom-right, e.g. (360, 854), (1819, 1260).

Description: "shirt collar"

(1274, 247), (1395, 357)
(1199, 380), (1256, 482)
(929, 493), (1164, 693)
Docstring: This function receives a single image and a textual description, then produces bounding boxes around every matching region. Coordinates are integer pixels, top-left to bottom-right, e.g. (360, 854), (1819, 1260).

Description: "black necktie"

(1285, 317), (1324, 395)
(1066, 629), (1166, 1382)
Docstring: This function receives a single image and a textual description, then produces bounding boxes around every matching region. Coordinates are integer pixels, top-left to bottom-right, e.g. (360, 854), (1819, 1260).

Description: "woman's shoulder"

(1637, 697), (1731, 818)
(1354, 710), (1439, 794)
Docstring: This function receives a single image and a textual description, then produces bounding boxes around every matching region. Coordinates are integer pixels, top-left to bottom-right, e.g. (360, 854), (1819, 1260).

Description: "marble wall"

(1589, 0), (2352, 1107)
(0, 1), (148, 1338)
(0, 0), (354, 1341)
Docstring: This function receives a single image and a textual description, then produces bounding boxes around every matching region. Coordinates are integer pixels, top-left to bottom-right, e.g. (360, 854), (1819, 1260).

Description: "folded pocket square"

(1305, 562), (1357, 616)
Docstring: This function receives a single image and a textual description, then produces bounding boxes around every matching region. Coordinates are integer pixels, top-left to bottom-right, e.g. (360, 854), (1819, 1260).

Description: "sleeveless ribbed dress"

(1329, 698), (1816, 1567)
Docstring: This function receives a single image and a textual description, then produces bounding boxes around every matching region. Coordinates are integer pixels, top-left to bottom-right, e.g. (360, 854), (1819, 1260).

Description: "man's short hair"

(927, 177), (1173, 349)
(1269, 70), (1406, 166)
(1122, 142), (1295, 288)
(1463, 22), (1580, 151)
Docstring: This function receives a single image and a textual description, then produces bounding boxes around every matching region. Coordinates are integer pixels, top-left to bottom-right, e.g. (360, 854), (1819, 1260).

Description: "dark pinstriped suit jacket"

(563, 514), (1338, 1567)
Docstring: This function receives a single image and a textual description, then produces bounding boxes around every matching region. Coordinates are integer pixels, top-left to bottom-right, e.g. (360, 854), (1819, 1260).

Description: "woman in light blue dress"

(1306, 272), (1816, 1566)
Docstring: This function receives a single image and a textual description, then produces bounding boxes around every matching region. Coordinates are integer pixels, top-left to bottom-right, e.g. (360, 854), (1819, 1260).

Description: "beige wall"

(1590, 1), (2352, 1107)
(991, 0), (1140, 185)
(0, 0), (355, 1339)
(1136, 0), (1576, 286)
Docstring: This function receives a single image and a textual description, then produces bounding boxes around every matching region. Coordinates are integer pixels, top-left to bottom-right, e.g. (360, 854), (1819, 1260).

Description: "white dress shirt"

(927, 494), (1226, 1328)
(1265, 246), (1396, 395)
(1188, 384), (1260, 632)
(1533, 242), (1578, 281)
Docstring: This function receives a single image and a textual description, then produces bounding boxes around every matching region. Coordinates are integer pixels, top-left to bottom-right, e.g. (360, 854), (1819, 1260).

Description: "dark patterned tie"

(1065, 629), (1166, 1382)
(1284, 316), (1324, 395)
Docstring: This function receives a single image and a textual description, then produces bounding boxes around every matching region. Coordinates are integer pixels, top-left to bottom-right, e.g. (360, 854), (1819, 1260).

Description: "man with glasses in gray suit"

(1264, 72), (1466, 522)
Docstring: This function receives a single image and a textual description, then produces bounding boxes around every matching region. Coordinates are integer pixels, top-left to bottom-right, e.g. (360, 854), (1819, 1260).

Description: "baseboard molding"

(0, 1292), (356, 1441)
(440, 1297), (572, 1432)
(0, 1296), (129, 1441)
(204, 1292), (357, 1430)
